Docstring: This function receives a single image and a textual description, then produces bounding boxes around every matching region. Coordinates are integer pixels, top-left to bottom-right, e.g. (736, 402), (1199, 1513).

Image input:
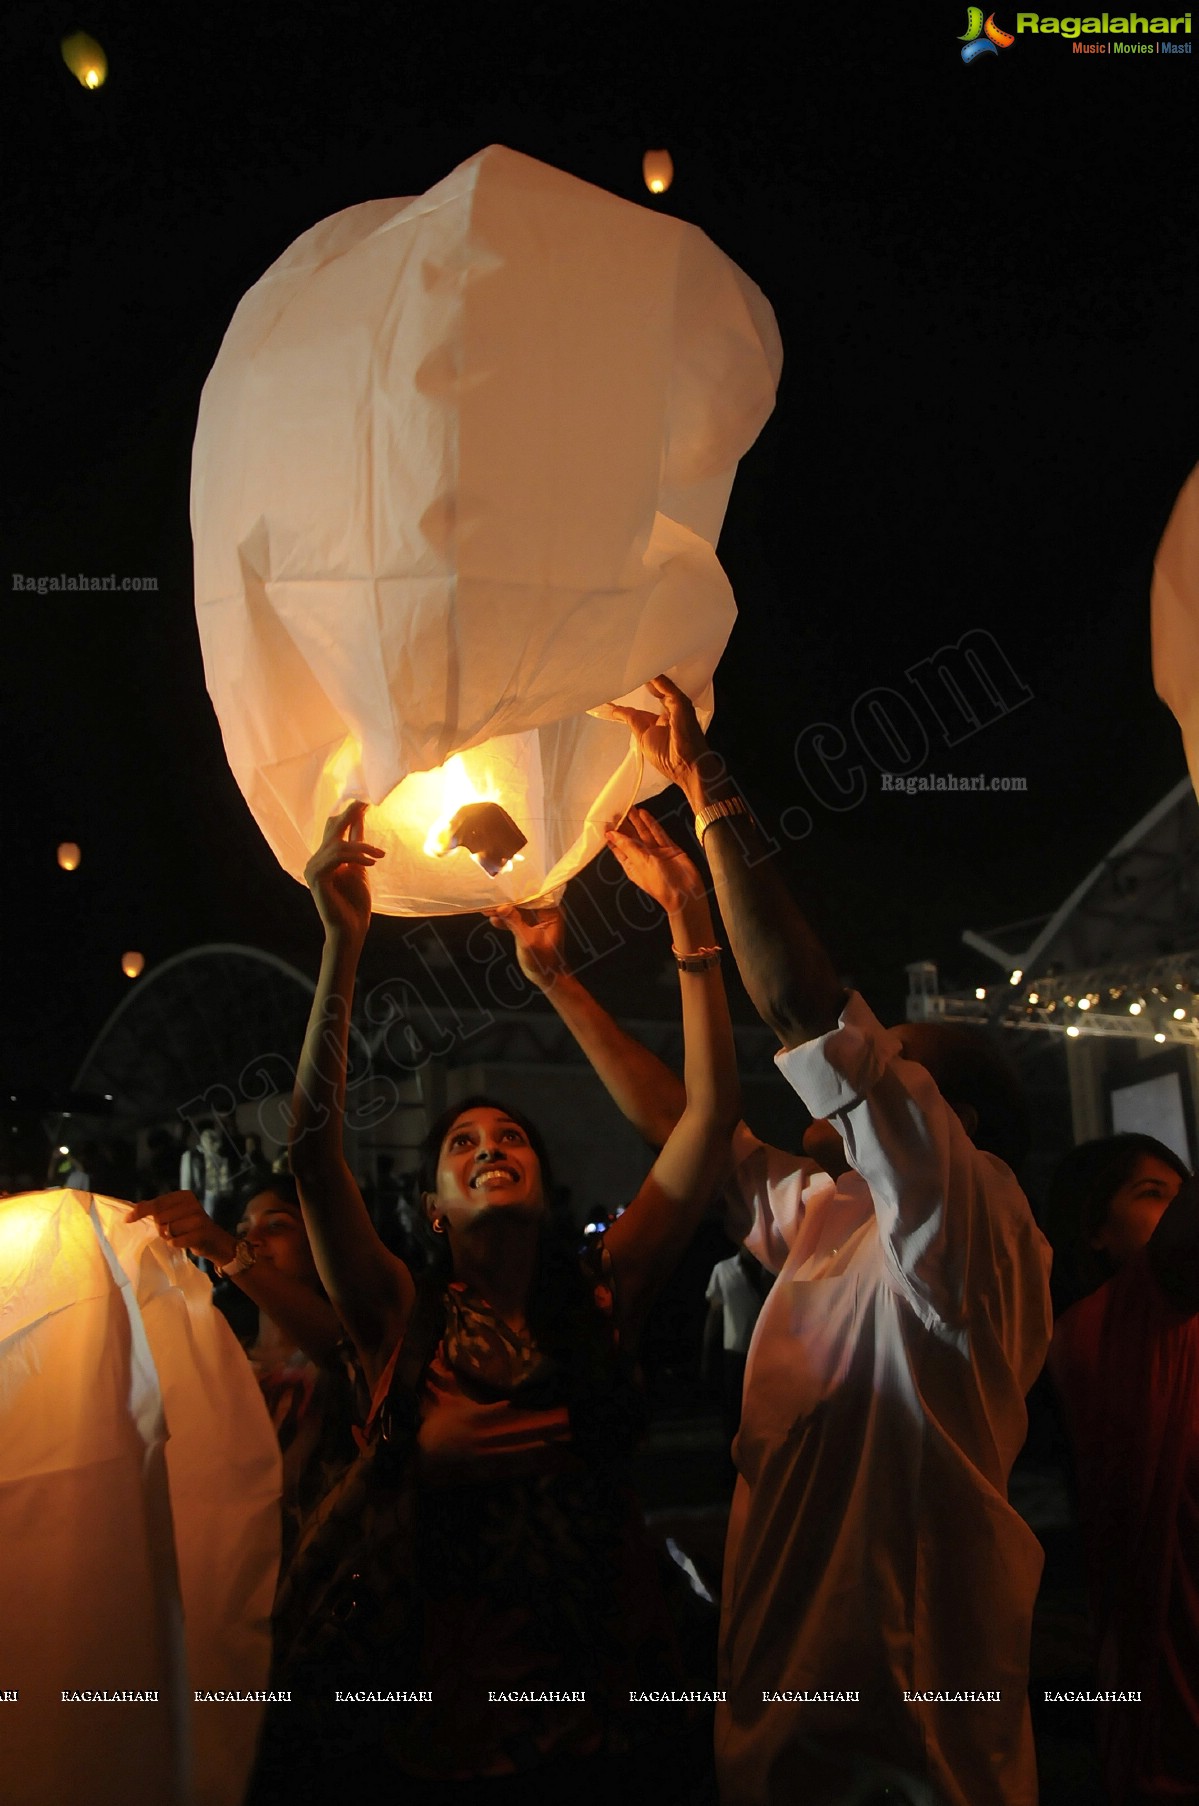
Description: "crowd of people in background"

(8, 677), (1197, 1806)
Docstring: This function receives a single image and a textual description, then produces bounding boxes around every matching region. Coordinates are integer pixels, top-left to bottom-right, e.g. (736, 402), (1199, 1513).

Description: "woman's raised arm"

(290, 803), (413, 1376)
(599, 809), (741, 1330)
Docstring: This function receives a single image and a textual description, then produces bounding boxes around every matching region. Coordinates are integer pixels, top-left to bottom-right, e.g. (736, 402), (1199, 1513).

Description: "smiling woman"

(249, 792), (740, 1803)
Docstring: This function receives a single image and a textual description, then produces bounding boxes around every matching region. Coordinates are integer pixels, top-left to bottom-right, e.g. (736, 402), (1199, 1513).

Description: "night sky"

(4, 0), (1197, 1101)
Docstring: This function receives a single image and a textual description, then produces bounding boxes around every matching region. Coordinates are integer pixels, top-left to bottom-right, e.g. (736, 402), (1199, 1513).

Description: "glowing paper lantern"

(192, 144), (781, 915)
(60, 31), (107, 90)
(121, 950), (145, 978)
(642, 149), (674, 195)
(57, 841), (81, 871)
(0, 1191), (280, 1806)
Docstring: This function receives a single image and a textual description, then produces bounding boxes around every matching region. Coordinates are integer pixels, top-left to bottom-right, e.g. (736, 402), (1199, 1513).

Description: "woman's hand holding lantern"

(605, 808), (705, 920)
(303, 801), (386, 948)
(485, 904), (568, 991)
(126, 1191), (237, 1266)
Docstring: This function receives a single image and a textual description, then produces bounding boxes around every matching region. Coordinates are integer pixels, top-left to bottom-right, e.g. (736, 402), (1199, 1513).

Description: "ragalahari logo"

(960, 8), (1016, 58)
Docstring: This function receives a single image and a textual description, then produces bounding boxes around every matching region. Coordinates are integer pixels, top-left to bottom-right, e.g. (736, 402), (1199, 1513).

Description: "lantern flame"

(121, 951), (145, 979)
(61, 32), (108, 91)
(422, 756), (500, 858)
(57, 842), (81, 872)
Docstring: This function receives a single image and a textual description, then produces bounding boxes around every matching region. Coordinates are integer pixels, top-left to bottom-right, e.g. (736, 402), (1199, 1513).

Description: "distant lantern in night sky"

(60, 32), (108, 90)
(642, 150), (673, 195)
(56, 842), (81, 872)
(121, 951), (145, 979)
(192, 146), (781, 916)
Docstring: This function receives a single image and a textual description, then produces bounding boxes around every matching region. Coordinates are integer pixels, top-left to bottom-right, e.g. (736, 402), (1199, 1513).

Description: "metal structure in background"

(908, 778), (1199, 1045)
(65, 940), (786, 1221)
(907, 780), (1199, 1183)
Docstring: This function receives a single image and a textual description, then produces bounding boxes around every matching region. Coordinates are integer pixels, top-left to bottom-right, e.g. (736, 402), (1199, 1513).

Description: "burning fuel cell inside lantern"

(435, 801), (528, 877)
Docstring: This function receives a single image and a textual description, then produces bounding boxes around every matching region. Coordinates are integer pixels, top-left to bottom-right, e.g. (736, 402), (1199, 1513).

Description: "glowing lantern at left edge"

(191, 145), (782, 916)
(60, 32), (107, 90)
(56, 841), (81, 871)
(1152, 463), (1199, 798)
(0, 1191), (279, 1806)
(121, 950), (144, 977)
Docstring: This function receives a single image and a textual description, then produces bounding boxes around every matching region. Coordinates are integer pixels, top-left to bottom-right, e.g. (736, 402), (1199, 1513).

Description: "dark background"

(4, 0), (1197, 1097)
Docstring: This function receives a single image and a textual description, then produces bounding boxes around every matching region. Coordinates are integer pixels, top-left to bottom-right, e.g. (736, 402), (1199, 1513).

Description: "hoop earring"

(431, 1216), (447, 1235)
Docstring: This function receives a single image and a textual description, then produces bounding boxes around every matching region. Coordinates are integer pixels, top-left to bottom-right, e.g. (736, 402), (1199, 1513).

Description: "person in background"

(129, 1174), (359, 1560)
(239, 1131), (273, 1192)
(141, 1126), (184, 1199)
(702, 1245), (771, 1447)
(1045, 1134), (1199, 1806)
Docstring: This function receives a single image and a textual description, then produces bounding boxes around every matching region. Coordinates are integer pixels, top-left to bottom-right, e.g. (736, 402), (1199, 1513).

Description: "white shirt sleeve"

(775, 992), (1047, 1347)
(724, 1122), (818, 1276)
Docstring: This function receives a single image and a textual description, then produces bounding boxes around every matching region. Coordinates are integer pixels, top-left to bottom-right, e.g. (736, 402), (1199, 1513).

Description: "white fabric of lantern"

(0, 1191), (280, 1806)
(192, 144), (782, 914)
(1152, 463), (1199, 792)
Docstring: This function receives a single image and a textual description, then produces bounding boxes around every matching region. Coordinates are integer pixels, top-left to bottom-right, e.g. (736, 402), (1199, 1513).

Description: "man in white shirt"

(494, 678), (1052, 1806)
(605, 676), (1052, 1806)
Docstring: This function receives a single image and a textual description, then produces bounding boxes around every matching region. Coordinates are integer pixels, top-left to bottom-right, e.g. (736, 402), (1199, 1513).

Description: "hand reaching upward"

(605, 807), (706, 918)
(304, 801), (385, 947)
(485, 903), (569, 991)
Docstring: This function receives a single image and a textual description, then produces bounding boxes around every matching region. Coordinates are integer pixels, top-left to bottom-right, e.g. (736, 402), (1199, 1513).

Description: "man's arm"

(606, 677), (844, 1048)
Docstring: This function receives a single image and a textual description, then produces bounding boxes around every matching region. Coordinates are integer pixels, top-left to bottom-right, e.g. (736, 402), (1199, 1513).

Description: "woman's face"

(431, 1106), (545, 1231)
(1089, 1154), (1184, 1264)
(237, 1190), (320, 1285)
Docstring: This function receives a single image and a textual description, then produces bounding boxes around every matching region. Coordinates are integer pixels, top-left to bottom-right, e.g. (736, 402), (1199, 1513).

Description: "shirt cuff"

(774, 991), (904, 1120)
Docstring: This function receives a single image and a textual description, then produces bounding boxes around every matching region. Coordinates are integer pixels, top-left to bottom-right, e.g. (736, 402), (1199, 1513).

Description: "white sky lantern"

(1152, 463), (1199, 799)
(192, 145), (781, 915)
(643, 149), (674, 195)
(121, 950), (145, 978)
(0, 1190), (279, 1806)
(60, 31), (107, 90)
(56, 841), (81, 871)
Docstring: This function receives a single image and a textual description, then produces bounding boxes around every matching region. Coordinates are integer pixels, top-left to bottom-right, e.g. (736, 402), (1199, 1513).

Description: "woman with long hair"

(261, 797), (739, 1804)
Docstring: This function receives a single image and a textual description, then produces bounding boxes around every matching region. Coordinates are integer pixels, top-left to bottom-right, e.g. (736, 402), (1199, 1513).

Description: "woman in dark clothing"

(1045, 1134), (1199, 1804)
(261, 798), (738, 1803)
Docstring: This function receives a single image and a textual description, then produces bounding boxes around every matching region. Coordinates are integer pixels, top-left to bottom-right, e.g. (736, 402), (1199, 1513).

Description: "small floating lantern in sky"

(121, 951), (145, 979)
(61, 32), (107, 91)
(56, 842), (81, 872)
(642, 150), (673, 195)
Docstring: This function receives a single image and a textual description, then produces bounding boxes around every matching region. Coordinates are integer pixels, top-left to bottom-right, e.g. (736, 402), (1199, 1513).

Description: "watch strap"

(695, 796), (752, 844)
